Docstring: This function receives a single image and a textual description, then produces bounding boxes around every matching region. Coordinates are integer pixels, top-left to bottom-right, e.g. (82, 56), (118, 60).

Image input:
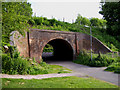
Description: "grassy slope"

(2, 76), (118, 88)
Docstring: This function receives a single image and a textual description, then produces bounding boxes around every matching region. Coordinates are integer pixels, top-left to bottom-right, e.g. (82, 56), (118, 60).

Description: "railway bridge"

(10, 29), (111, 62)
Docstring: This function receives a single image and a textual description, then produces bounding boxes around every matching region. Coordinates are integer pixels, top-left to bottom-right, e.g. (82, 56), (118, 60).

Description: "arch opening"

(42, 39), (73, 62)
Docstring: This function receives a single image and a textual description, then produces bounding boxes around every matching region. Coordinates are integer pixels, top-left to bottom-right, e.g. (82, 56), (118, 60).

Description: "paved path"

(1, 73), (87, 79)
(46, 61), (119, 86)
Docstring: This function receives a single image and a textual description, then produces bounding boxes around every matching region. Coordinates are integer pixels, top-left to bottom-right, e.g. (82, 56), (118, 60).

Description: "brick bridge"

(10, 29), (112, 62)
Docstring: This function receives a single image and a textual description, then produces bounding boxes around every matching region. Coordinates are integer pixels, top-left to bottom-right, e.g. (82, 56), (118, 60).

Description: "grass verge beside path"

(46, 64), (72, 74)
(2, 76), (118, 88)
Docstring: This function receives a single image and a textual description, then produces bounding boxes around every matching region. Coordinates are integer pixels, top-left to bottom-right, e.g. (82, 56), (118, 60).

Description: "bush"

(73, 50), (91, 65)
(114, 67), (120, 73)
(2, 48), (72, 75)
(105, 60), (120, 74)
(2, 50), (49, 75)
(2, 54), (30, 74)
(73, 50), (115, 67)
(90, 54), (116, 67)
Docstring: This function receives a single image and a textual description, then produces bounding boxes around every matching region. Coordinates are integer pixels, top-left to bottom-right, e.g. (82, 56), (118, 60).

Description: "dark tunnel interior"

(42, 39), (73, 62)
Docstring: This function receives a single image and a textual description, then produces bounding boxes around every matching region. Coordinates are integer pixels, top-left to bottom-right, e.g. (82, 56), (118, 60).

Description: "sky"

(28, 0), (103, 23)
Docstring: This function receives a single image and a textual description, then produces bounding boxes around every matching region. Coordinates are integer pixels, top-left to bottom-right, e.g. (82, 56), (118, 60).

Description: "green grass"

(0, 78), (2, 90)
(47, 65), (72, 74)
(2, 76), (118, 88)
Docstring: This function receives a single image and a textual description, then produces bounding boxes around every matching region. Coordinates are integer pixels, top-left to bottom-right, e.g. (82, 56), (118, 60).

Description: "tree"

(2, 1), (33, 44)
(75, 14), (82, 25)
(99, 1), (120, 41)
(90, 18), (100, 27)
(99, 19), (107, 29)
(75, 14), (91, 26)
(81, 17), (91, 26)
(90, 18), (107, 28)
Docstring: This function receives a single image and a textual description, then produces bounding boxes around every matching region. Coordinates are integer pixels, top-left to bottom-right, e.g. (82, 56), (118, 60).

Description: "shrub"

(2, 54), (30, 74)
(73, 50), (115, 67)
(2, 50), (49, 75)
(90, 54), (116, 67)
(114, 67), (120, 73)
(105, 59), (120, 74)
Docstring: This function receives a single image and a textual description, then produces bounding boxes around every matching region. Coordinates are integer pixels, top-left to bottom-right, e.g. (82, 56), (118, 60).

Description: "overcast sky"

(28, 0), (103, 23)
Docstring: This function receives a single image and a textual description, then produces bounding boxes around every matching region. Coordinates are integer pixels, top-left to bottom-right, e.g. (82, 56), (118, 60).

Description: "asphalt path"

(46, 60), (119, 86)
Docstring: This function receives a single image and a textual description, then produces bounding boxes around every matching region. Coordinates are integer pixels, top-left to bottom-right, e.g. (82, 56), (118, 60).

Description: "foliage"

(90, 54), (115, 67)
(75, 14), (107, 28)
(75, 14), (83, 25)
(90, 18), (107, 28)
(91, 28), (120, 52)
(99, 19), (107, 29)
(74, 50), (120, 73)
(99, 2), (120, 41)
(2, 1), (32, 44)
(2, 53), (31, 75)
(2, 50), (71, 75)
(31, 16), (43, 25)
(90, 18), (100, 27)
(2, 76), (118, 88)
(105, 62), (120, 74)
(75, 14), (91, 26)
(81, 17), (91, 26)
(73, 50), (116, 67)
(105, 57), (120, 73)
(43, 44), (53, 52)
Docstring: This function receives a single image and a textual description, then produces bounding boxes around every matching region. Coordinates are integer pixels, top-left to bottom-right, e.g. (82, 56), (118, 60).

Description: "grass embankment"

(73, 50), (120, 73)
(2, 76), (118, 88)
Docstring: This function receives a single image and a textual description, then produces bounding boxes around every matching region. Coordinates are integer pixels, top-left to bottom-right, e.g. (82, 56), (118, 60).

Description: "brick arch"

(29, 29), (77, 62)
(42, 38), (74, 61)
(10, 29), (112, 63)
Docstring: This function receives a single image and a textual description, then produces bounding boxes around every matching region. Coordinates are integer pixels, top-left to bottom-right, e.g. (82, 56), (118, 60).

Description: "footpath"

(1, 73), (87, 79)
